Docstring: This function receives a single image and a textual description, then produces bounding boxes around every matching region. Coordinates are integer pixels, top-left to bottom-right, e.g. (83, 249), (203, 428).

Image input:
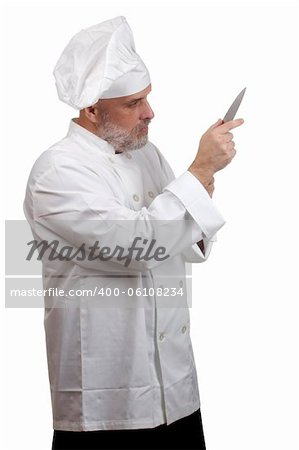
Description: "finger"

(208, 118), (224, 130)
(218, 118), (244, 132)
(231, 148), (237, 158)
(226, 142), (232, 151)
(227, 141), (235, 151)
(224, 132), (234, 142)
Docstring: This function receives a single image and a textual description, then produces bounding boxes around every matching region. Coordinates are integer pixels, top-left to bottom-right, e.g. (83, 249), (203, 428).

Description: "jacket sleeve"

(154, 145), (220, 263)
(24, 153), (225, 274)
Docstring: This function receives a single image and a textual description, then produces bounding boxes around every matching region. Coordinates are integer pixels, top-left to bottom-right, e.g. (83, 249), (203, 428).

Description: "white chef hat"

(53, 16), (151, 110)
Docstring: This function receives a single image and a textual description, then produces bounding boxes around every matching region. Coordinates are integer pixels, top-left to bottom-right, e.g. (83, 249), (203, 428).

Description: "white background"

(1, 0), (298, 449)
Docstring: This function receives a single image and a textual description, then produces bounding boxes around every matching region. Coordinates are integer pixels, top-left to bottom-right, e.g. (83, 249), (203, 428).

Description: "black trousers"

(52, 408), (206, 449)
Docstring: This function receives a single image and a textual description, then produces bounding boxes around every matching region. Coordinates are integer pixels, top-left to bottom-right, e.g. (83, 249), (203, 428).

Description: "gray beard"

(97, 112), (150, 152)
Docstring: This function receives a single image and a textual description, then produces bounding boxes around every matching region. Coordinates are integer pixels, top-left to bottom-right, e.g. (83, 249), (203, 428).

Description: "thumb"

(208, 118), (224, 130)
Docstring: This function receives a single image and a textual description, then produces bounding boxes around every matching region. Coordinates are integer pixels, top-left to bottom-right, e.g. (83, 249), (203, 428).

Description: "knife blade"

(223, 87), (246, 122)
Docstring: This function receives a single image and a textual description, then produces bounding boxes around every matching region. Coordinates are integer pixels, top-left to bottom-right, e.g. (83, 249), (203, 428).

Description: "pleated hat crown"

(53, 16), (151, 109)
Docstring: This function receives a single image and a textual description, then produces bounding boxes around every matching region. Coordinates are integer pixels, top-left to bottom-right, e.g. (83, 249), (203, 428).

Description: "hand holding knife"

(188, 87), (246, 196)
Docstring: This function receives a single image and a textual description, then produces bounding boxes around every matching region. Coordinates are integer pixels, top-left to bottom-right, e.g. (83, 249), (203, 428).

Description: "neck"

(75, 117), (98, 136)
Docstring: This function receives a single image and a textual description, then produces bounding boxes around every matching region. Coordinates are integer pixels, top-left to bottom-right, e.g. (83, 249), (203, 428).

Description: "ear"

(82, 102), (100, 124)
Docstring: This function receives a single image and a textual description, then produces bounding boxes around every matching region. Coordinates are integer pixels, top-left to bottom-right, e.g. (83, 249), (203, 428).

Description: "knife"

(223, 87), (246, 122)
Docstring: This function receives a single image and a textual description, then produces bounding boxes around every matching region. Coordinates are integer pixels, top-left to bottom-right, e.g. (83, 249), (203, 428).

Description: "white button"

(181, 325), (187, 334)
(126, 153), (132, 159)
(148, 191), (155, 198)
(133, 194), (140, 202)
(159, 332), (166, 342)
(108, 157), (114, 163)
(179, 280), (184, 288)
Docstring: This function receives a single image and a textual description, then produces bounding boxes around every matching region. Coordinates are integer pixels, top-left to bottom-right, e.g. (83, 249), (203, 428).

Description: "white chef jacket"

(23, 119), (225, 431)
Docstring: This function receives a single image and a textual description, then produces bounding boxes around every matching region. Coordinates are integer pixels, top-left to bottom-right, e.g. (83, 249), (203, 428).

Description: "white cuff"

(163, 171), (226, 239)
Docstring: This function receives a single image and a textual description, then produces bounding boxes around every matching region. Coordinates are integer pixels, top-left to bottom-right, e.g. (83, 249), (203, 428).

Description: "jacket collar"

(67, 119), (116, 155)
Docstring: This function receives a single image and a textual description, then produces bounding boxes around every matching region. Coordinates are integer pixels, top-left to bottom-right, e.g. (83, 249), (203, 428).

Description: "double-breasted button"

(179, 280), (184, 288)
(148, 191), (155, 198)
(181, 325), (187, 334)
(125, 153), (132, 159)
(159, 332), (166, 342)
(133, 194), (140, 202)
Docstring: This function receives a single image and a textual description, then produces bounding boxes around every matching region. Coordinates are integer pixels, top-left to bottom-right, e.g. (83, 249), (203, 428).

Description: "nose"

(140, 100), (155, 121)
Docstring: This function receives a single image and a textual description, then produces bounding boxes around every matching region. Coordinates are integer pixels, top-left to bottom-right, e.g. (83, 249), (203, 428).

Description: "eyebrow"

(125, 97), (143, 104)
(124, 90), (151, 105)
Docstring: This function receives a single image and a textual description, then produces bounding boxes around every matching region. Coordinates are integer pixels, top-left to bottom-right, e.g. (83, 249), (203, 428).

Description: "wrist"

(188, 164), (214, 189)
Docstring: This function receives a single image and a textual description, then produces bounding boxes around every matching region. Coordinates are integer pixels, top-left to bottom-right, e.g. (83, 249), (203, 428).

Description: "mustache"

(136, 119), (151, 130)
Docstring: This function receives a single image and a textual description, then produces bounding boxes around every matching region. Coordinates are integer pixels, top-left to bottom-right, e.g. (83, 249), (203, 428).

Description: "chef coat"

(23, 119), (225, 431)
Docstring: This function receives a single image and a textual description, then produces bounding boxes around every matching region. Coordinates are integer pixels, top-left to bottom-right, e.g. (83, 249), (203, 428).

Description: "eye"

(128, 100), (140, 107)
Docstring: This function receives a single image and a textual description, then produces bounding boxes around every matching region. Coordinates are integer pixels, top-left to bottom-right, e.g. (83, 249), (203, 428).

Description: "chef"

(24, 16), (244, 450)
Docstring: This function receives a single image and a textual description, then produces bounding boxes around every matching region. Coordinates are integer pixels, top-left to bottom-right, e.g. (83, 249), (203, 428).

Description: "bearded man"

(24, 16), (244, 450)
